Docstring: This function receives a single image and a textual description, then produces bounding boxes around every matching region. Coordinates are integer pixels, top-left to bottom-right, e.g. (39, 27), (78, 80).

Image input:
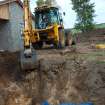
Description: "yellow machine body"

(95, 44), (105, 49)
(31, 5), (65, 48)
(31, 24), (63, 42)
(21, 0), (66, 70)
(23, 0), (40, 48)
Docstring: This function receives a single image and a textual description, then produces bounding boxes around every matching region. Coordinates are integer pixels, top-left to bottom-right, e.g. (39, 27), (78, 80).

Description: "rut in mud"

(0, 46), (105, 105)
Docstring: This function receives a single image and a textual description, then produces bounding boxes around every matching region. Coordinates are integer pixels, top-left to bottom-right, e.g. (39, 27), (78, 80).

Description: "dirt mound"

(0, 49), (105, 105)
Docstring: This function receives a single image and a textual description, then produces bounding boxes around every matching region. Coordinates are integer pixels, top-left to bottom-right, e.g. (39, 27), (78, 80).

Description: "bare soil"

(0, 29), (105, 105)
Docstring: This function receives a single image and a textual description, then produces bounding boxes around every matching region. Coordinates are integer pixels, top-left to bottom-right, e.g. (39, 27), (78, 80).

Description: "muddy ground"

(0, 30), (105, 105)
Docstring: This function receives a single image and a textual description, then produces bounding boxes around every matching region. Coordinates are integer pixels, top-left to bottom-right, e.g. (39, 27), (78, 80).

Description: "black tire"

(53, 29), (65, 49)
(53, 42), (59, 49)
(32, 41), (43, 49)
(58, 29), (65, 48)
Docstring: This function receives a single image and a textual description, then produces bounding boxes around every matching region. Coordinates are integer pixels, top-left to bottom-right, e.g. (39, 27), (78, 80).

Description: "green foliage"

(95, 23), (105, 29)
(36, 0), (44, 6)
(71, 0), (95, 32)
(45, 0), (56, 5)
(36, 0), (56, 6)
(45, 0), (52, 5)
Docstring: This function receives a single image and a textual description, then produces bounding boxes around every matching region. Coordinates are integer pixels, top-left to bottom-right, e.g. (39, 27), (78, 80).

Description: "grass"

(67, 23), (105, 35)
(95, 23), (105, 29)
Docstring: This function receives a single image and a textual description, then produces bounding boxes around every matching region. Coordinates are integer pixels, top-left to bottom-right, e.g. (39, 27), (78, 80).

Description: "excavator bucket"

(20, 50), (38, 70)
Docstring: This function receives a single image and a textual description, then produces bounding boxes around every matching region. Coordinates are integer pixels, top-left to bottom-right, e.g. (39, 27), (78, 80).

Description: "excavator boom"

(20, 0), (37, 70)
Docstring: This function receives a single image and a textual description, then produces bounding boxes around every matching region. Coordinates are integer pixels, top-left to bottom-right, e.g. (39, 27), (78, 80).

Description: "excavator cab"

(32, 6), (65, 49)
(35, 6), (63, 29)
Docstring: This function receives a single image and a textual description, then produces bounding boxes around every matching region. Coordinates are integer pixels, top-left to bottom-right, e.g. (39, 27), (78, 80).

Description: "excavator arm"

(24, 0), (32, 54)
(20, 0), (37, 70)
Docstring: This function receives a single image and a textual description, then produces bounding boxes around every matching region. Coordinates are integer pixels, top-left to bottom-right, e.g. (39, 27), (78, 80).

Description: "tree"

(36, 0), (44, 6)
(45, 0), (56, 6)
(71, 0), (95, 32)
(36, 0), (57, 6)
(45, 0), (52, 5)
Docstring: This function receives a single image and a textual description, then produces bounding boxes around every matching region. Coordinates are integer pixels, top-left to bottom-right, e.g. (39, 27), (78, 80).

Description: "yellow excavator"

(21, 0), (67, 70)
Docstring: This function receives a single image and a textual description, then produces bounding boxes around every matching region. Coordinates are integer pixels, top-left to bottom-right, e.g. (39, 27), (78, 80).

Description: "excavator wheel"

(59, 29), (65, 48)
(32, 41), (43, 49)
(20, 49), (37, 71)
(54, 29), (65, 49)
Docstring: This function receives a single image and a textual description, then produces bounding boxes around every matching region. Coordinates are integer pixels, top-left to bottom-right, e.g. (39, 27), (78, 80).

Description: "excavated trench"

(0, 46), (105, 105)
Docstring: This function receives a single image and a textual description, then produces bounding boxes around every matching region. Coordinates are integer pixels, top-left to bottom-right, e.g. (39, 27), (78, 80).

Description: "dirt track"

(0, 43), (105, 105)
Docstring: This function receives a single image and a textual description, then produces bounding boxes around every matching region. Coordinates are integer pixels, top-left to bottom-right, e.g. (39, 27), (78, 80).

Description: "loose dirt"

(0, 29), (105, 105)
